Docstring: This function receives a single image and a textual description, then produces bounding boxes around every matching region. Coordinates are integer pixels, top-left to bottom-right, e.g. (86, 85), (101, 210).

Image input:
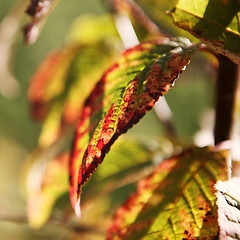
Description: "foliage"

(1, 0), (240, 239)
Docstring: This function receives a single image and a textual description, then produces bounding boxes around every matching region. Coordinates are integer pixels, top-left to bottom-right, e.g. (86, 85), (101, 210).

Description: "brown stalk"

(214, 55), (239, 145)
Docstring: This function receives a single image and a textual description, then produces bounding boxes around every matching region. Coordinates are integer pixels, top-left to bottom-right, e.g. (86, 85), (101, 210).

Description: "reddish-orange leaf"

(28, 45), (78, 120)
(69, 38), (199, 216)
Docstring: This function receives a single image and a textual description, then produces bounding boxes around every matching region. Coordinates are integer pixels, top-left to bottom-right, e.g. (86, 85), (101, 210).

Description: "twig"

(214, 55), (239, 145)
(114, 12), (139, 49)
(105, 0), (162, 35)
(0, 209), (104, 235)
(0, 211), (28, 224)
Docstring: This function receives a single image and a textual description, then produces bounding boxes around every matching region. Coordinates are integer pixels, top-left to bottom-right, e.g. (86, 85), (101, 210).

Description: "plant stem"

(214, 55), (239, 145)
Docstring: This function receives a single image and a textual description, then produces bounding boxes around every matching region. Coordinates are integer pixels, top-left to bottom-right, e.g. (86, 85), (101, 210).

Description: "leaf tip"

(75, 198), (82, 218)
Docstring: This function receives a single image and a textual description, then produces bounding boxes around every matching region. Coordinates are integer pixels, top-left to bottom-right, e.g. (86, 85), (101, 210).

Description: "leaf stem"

(214, 55), (239, 145)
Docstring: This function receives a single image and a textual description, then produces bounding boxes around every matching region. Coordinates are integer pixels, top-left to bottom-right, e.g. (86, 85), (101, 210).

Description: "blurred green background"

(0, 0), (215, 239)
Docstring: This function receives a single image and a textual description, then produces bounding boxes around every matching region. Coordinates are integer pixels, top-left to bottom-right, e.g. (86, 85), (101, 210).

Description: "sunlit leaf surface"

(107, 147), (229, 240)
(170, 0), (240, 64)
(70, 37), (198, 216)
(215, 177), (240, 240)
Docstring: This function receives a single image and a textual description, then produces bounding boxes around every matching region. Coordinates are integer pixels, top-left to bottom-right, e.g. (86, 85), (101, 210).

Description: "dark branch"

(214, 55), (239, 145)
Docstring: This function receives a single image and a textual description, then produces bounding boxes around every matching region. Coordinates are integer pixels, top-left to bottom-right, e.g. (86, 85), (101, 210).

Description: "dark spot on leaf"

(206, 211), (212, 216)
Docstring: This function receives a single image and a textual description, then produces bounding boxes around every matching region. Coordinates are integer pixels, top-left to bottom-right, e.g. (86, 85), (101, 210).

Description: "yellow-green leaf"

(107, 147), (229, 240)
(170, 0), (240, 64)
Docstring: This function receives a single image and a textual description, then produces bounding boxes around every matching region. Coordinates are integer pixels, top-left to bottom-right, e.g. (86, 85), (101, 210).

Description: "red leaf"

(69, 38), (198, 216)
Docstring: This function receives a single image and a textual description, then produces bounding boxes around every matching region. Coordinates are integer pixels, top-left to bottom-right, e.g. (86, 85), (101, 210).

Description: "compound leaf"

(107, 147), (229, 240)
(69, 37), (198, 216)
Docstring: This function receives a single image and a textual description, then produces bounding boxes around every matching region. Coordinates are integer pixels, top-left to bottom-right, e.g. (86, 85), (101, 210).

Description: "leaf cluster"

(1, 0), (240, 239)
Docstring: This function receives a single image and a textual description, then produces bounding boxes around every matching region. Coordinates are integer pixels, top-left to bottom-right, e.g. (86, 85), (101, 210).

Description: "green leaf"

(107, 147), (229, 240)
(69, 37), (198, 217)
(83, 136), (156, 199)
(169, 0), (240, 64)
(93, 136), (153, 181)
(24, 0), (60, 44)
(215, 177), (240, 239)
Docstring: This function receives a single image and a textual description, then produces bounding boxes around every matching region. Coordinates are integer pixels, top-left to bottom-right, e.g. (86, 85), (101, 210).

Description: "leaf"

(28, 45), (79, 120)
(26, 136), (154, 228)
(84, 135), (157, 199)
(169, 0), (240, 64)
(28, 14), (120, 148)
(26, 152), (69, 229)
(24, 0), (60, 44)
(107, 146), (229, 240)
(215, 177), (240, 239)
(69, 37), (198, 216)
(93, 136), (153, 181)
